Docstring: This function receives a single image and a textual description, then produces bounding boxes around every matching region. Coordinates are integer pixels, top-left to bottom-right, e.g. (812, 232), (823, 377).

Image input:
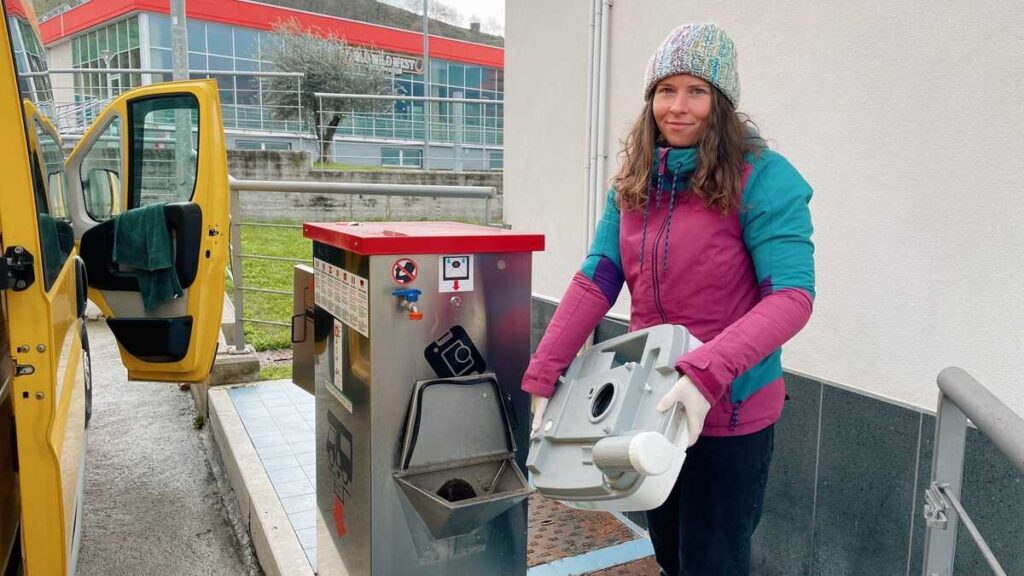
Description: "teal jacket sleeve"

(674, 151), (816, 405)
(579, 188), (625, 305)
(521, 189), (624, 397)
(740, 151), (815, 298)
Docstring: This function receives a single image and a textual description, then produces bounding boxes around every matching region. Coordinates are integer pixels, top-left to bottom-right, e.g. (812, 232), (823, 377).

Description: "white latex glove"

(530, 394), (550, 434)
(656, 375), (711, 447)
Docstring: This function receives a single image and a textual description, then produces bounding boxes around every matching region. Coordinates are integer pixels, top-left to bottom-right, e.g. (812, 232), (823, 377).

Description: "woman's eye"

(689, 87), (708, 96)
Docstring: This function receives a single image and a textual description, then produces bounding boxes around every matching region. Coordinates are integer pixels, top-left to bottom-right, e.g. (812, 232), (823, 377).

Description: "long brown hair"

(614, 85), (763, 214)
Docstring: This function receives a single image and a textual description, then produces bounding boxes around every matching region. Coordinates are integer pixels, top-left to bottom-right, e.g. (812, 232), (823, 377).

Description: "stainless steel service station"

(295, 221), (544, 575)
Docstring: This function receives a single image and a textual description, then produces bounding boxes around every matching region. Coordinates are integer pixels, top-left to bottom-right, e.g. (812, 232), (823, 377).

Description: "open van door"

(65, 80), (229, 383)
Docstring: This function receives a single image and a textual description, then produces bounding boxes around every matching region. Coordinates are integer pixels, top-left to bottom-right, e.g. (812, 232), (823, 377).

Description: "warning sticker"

(314, 258), (370, 338)
(391, 258), (419, 285)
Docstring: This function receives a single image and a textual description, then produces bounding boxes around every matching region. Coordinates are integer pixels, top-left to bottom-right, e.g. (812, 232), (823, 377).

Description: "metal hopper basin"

(394, 374), (531, 539)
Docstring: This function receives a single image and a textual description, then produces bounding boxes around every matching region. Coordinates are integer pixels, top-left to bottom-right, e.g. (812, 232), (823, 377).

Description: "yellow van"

(0, 1), (229, 573)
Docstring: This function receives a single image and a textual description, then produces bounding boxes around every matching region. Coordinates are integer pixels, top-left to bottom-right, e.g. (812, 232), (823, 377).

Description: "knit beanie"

(643, 23), (740, 106)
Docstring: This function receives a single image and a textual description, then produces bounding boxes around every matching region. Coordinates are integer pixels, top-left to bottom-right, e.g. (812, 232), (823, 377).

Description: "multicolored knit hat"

(643, 23), (740, 106)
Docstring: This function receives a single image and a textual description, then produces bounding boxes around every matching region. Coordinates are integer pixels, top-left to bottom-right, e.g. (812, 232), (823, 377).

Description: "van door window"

(79, 116), (123, 221)
(32, 120), (73, 290)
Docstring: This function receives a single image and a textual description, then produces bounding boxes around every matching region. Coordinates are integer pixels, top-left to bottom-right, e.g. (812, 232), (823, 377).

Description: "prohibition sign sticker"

(391, 258), (419, 285)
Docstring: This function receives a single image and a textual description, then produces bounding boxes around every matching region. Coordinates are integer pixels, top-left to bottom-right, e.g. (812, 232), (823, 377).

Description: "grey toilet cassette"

(526, 324), (701, 512)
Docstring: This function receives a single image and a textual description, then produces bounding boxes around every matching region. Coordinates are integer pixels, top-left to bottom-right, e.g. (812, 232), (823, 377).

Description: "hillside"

(35, 0), (503, 47)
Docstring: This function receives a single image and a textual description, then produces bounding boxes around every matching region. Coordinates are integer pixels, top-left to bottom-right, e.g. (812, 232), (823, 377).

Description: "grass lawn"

(313, 161), (397, 172)
(232, 214), (500, 362)
(233, 221), (311, 351)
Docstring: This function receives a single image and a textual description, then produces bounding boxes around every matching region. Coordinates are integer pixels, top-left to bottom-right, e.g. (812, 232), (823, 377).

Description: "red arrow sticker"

(333, 496), (347, 538)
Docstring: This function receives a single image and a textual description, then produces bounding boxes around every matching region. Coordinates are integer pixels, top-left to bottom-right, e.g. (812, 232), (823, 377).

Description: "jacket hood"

(650, 147), (699, 194)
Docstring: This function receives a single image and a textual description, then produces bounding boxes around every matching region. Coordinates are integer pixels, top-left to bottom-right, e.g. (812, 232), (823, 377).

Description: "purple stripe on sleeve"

(759, 276), (773, 298)
(592, 256), (625, 306)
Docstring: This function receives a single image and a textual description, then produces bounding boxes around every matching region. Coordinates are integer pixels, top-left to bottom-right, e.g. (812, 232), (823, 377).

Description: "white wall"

(505, 0), (1024, 413)
(46, 40), (74, 105)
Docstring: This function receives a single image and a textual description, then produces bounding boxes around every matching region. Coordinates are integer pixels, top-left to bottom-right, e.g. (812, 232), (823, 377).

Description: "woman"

(521, 23), (815, 575)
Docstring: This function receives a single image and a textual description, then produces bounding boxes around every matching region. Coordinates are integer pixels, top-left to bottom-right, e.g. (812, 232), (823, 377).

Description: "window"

(208, 23), (233, 56)
(235, 140), (291, 151)
(234, 28), (259, 59)
(79, 116), (123, 221)
(187, 20), (207, 52)
(32, 121), (73, 290)
(150, 48), (172, 70)
(381, 147), (423, 168)
(449, 63), (465, 88)
(148, 13), (171, 49)
(129, 95), (200, 207)
(488, 150), (503, 171)
(71, 16), (142, 101)
(465, 66), (481, 90)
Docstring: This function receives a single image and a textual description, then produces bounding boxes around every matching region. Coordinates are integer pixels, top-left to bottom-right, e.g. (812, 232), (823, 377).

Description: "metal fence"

(38, 68), (506, 170)
(922, 367), (1024, 576)
(225, 176), (498, 351)
(315, 92), (504, 170)
(43, 68), (305, 136)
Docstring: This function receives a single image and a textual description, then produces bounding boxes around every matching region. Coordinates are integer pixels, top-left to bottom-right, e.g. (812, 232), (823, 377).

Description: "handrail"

(937, 367), (1024, 473)
(922, 367), (1022, 576)
(228, 176), (496, 200)
(224, 176), (498, 351)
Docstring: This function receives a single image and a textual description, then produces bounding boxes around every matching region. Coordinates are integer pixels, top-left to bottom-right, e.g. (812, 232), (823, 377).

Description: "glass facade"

(147, 14), (301, 132)
(336, 59), (504, 146)
(67, 12), (503, 159)
(9, 15), (53, 111)
(70, 16), (142, 101)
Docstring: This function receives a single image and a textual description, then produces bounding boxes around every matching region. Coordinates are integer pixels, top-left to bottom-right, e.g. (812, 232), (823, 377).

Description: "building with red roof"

(41, 0), (504, 169)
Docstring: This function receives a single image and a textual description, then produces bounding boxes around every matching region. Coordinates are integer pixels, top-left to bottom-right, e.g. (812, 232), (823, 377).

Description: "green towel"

(112, 203), (182, 311)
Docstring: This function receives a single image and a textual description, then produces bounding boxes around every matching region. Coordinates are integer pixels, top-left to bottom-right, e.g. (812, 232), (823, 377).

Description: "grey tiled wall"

(529, 298), (1024, 575)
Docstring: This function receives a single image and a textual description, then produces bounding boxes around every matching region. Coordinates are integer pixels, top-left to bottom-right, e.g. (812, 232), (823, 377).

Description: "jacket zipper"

(650, 208), (670, 324)
(730, 401), (742, 431)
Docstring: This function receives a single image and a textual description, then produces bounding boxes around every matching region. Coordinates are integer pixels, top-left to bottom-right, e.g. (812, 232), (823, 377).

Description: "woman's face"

(652, 74), (713, 147)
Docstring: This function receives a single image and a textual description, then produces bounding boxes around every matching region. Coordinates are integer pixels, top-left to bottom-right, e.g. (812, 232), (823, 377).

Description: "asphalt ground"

(76, 320), (261, 576)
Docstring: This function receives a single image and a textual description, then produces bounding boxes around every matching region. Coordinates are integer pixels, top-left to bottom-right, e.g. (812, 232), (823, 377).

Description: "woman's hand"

(656, 374), (711, 447)
(530, 394), (550, 434)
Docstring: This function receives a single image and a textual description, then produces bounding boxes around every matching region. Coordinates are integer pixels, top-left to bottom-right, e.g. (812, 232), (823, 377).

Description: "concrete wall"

(333, 140), (499, 172)
(505, 0), (1024, 415)
(47, 40), (74, 106)
(227, 150), (503, 224)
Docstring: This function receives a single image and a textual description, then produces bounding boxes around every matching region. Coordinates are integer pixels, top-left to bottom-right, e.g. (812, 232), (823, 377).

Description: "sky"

(380, 0), (505, 32)
(439, 0), (504, 27)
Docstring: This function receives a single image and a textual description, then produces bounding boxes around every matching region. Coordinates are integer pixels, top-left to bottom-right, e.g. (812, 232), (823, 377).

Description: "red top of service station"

(303, 222), (545, 255)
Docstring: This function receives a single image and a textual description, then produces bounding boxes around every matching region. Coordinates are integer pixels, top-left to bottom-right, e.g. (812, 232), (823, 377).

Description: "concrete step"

(209, 382), (315, 576)
(190, 292), (263, 416)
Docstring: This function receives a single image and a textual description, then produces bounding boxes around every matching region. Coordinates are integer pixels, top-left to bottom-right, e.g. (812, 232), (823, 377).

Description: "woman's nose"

(669, 94), (688, 115)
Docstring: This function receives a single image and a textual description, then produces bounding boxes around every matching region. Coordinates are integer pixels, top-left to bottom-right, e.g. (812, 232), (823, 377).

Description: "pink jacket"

(522, 147), (815, 436)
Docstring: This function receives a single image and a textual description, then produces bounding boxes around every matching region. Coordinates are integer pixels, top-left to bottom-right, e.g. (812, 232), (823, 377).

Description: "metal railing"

(42, 68), (305, 136)
(922, 367), (1024, 576)
(315, 92), (504, 171)
(225, 176), (498, 351)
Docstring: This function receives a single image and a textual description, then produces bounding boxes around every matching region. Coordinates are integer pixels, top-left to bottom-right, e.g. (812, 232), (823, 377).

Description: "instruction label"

(439, 255), (474, 293)
(326, 320), (353, 413)
(314, 258), (370, 338)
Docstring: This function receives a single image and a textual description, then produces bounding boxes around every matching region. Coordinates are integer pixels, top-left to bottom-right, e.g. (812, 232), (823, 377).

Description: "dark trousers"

(645, 424), (774, 576)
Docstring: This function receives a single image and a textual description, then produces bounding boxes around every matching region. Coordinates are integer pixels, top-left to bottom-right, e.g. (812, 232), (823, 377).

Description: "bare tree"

(261, 19), (393, 162)
(482, 16), (504, 36)
(386, 0), (464, 27)
(428, 1), (463, 27)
